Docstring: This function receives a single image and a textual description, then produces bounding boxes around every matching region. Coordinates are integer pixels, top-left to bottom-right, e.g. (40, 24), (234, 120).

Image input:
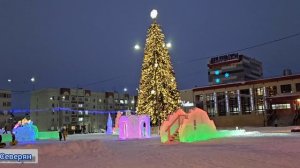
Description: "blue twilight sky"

(0, 0), (300, 108)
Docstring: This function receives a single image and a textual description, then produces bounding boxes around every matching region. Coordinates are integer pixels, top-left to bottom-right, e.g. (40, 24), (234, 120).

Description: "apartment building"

(0, 89), (12, 128)
(30, 88), (137, 132)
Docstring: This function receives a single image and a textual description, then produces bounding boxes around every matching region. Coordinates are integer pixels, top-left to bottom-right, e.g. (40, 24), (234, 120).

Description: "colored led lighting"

(215, 78), (221, 83)
(215, 70), (220, 75)
(225, 72), (230, 78)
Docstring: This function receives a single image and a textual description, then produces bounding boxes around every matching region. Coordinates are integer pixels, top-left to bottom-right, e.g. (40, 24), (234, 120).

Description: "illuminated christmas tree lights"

(137, 9), (180, 125)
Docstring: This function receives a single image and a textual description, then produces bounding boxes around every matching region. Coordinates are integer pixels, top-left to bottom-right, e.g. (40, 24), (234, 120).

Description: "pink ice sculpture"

(118, 115), (151, 140)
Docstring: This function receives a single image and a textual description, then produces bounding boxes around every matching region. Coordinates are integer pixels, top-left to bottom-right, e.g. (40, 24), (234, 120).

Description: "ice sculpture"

(13, 118), (39, 142)
(160, 108), (220, 143)
(106, 113), (113, 135)
(119, 115), (151, 140)
(179, 108), (217, 142)
(113, 111), (123, 135)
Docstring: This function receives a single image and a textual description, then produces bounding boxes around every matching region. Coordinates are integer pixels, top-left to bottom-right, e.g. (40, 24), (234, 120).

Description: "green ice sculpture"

(160, 108), (231, 143)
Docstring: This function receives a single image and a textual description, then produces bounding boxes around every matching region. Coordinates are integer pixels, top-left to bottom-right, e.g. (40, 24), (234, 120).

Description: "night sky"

(1, 0), (300, 109)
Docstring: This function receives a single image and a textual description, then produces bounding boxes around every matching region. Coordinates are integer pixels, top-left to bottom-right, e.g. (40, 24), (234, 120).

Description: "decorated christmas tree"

(137, 10), (180, 125)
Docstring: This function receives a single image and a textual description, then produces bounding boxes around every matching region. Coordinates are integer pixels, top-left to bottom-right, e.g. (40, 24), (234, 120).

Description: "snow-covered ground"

(1, 127), (300, 168)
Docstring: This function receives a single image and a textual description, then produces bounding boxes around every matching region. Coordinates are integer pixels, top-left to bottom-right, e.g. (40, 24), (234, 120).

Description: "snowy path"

(1, 129), (300, 168)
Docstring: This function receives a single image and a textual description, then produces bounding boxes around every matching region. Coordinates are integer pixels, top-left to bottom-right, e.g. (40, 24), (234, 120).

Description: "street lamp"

(7, 79), (12, 83)
(123, 88), (128, 92)
(30, 77), (35, 83)
(166, 42), (172, 49)
(134, 44), (140, 50)
(30, 77), (36, 90)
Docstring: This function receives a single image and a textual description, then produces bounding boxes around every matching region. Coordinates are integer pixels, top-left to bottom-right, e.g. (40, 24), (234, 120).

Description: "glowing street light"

(30, 77), (35, 83)
(7, 79), (12, 83)
(134, 44), (140, 50)
(124, 88), (128, 92)
(166, 42), (172, 48)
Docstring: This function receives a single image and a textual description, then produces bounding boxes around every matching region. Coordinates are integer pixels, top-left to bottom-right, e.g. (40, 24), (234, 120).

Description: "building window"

(272, 104), (291, 109)
(217, 92), (226, 116)
(240, 89), (251, 114)
(256, 88), (264, 96)
(205, 94), (215, 116)
(6, 102), (11, 107)
(65, 117), (70, 122)
(280, 84), (292, 93)
(228, 91), (239, 115)
(266, 86), (277, 96)
(195, 95), (204, 109)
(296, 83), (300, 92)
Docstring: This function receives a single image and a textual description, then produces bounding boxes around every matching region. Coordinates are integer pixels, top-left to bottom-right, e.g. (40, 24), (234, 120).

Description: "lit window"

(78, 104), (83, 108)
(78, 117), (83, 122)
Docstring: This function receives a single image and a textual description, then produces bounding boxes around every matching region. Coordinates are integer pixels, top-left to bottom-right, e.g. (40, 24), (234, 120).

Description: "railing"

(165, 114), (188, 142)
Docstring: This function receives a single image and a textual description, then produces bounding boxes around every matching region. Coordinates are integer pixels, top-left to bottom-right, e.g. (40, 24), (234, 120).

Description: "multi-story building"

(208, 53), (263, 85)
(180, 74), (300, 127)
(30, 88), (137, 132)
(0, 89), (12, 128)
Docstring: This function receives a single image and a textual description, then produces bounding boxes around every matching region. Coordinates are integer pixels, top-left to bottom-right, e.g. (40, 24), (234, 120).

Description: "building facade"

(208, 53), (263, 85)
(180, 74), (300, 127)
(30, 88), (137, 132)
(0, 89), (12, 128)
